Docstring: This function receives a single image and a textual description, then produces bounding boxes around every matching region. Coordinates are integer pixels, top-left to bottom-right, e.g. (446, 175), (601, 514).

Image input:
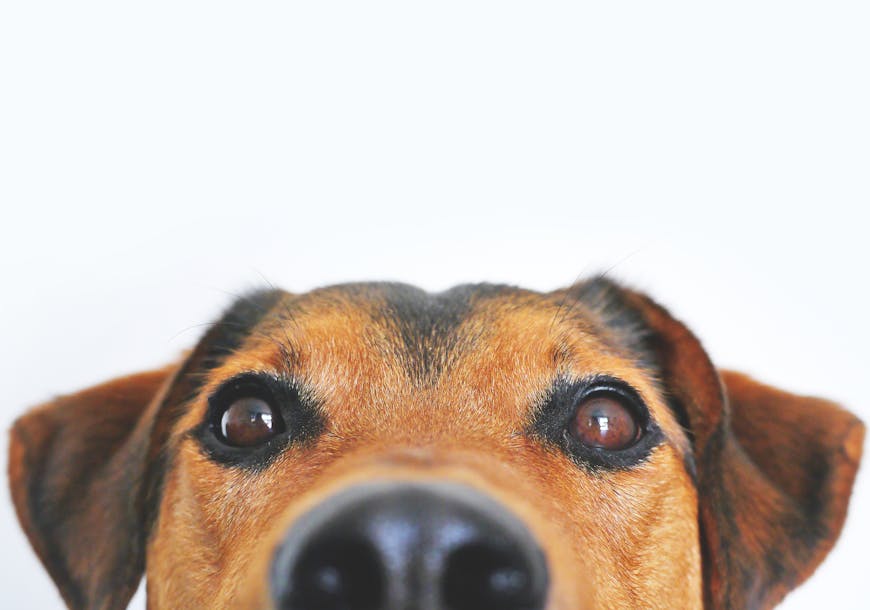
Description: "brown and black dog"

(8, 279), (864, 610)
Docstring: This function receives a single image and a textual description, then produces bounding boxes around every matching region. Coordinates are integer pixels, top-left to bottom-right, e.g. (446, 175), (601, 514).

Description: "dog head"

(8, 279), (864, 609)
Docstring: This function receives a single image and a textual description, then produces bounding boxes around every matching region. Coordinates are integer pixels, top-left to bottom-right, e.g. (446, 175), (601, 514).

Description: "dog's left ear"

(712, 370), (864, 608)
(574, 279), (864, 610)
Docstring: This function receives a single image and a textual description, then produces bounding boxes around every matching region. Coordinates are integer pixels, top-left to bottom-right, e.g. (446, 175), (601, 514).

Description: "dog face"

(8, 279), (864, 610)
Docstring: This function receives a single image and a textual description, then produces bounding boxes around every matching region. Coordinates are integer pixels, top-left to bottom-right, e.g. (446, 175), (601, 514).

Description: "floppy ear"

(8, 366), (176, 610)
(7, 289), (287, 610)
(576, 279), (864, 609)
(713, 370), (864, 608)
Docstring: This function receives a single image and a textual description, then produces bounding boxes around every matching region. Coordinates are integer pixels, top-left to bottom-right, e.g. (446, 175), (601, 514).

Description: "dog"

(8, 278), (864, 610)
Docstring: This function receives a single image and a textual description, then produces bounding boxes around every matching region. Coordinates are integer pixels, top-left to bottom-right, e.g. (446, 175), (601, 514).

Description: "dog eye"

(218, 397), (285, 447)
(196, 373), (324, 468)
(569, 392), (641, 451)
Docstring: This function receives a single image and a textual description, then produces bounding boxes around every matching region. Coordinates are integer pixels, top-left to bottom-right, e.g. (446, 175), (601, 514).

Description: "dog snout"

(270, 481), (549, 610)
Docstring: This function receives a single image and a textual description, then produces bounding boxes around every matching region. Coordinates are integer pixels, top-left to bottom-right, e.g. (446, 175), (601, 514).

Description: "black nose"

(271, 482), (549, 610)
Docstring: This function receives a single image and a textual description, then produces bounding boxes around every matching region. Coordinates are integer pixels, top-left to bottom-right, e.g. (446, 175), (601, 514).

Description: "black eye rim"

(530, 375), (664, 471)
(191, 372), (324, 470)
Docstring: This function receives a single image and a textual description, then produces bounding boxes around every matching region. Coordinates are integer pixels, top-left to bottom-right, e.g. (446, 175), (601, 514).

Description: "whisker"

(549, 247), (647, 333)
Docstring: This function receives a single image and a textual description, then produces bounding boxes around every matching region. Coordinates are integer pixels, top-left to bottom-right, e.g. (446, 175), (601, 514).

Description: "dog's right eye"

(195, 373), (323, 469)
(569, 392), (641, 451)
(218, 397), (285, 447)
(206, 375), (290, 449)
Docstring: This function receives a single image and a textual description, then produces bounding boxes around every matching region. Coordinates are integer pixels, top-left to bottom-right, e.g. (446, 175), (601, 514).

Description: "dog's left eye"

(218, 397), (285, 447)
(532, 377), (660, 470)
(569, 391), (642, 451)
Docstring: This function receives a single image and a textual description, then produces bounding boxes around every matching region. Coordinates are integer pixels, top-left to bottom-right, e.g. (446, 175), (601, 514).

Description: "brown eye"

(570, 394), (641, 451)
(219, 397), (282, 447)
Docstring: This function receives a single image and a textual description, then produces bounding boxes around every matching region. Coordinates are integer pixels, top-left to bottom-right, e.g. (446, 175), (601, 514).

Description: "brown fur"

(8, 280), (864, 609)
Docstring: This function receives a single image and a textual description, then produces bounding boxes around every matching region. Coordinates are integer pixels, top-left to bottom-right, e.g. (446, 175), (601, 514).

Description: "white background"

(1, 2), (867, 608)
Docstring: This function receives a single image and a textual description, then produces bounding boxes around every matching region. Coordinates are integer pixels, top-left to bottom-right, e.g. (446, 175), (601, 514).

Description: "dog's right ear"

(8, 289), (287, 610)
(8, 366), (176, 610)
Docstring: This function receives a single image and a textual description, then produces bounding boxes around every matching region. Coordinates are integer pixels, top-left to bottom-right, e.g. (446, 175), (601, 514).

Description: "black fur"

(368, 282), (511, 383)
(563, 276), (659, 369)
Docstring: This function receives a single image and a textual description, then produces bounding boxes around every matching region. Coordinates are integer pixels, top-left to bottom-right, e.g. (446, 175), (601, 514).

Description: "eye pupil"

(219, 397), (280, 447)
(570, 395), (640, 450)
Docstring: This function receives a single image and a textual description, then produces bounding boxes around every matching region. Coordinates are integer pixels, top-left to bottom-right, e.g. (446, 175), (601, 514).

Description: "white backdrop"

(1, 2), (867, 608)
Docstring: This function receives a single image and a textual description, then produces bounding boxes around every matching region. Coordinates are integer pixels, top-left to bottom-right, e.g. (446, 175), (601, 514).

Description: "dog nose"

(271, 482), (549, 610)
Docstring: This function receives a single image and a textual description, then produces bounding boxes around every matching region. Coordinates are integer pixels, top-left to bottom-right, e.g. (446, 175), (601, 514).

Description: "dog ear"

(574, 279), (864, 610)
(7, 289), (287, 610)
(712, 370), (864, 608)
(8, 366), (176, 610)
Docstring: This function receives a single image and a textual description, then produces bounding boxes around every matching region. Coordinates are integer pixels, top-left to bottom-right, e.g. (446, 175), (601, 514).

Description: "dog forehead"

(211, 282), (661, 426)
(257, 282), (613, 374)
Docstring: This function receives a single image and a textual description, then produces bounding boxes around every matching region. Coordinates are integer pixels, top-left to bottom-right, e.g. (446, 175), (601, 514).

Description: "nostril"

(285, 537), (384, 610)
(443, 542), (546, 610)
(272, 483), (549, 610)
